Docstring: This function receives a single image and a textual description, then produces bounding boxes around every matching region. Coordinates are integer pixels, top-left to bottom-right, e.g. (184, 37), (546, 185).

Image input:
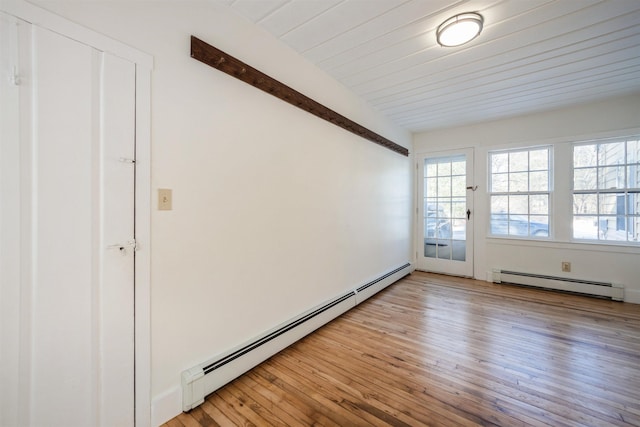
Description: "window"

(489, 147), (551, 237)
(572, 138), (640, 243)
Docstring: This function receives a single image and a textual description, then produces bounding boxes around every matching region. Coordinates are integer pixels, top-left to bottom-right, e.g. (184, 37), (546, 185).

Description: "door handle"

(467, 209), (471, 220)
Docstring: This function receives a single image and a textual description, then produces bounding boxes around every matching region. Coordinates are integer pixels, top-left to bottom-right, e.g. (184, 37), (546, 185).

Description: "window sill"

(485, 235), (640, 255)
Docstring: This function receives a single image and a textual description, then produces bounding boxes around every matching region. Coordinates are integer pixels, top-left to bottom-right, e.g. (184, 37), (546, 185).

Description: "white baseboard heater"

(491, 269), (624, 301)
(181, 263), (412, 412)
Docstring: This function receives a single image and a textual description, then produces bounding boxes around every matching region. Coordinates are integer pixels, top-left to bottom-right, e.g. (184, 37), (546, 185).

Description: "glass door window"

(424, 155), (467, 261)
(418, 149), (474, 277)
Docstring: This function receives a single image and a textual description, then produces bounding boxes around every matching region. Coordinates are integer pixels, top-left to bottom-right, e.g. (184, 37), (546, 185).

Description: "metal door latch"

(107, 239), (137, 252)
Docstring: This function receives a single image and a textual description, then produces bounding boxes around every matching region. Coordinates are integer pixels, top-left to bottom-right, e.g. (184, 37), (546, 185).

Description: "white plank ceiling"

(221, 0), (640, 133)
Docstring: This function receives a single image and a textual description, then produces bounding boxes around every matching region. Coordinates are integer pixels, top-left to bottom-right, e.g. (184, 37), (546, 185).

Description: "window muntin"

(572, 138), (640, 243)
(489, 147), (551, 238)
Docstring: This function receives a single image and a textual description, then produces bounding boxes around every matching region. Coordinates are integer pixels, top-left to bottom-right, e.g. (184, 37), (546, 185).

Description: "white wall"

(414, 93), (640, 303)
(28, 1), (413, 424)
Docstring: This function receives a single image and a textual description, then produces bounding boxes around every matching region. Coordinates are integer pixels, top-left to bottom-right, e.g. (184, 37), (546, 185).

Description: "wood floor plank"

(311, 322), (541, 426)
(252, 365), (343, 426)
(216, 384), (283, 427)
(173, 411), (210, 427)
(346, 300), (637, 398)
(288, 339), (495, 427)
(262, 358), (379, 426)
(350, 287), (640, 403)
(198, 400), (240, 427)
(174, 272), (640, 426)
(244, 370), (330, 426)
(231, 374), (310, 426)
(273, 350), (416, 427)
(284, 346), (434, 427)
(164, 418), (186, 427)
(207, 389), (260, 427)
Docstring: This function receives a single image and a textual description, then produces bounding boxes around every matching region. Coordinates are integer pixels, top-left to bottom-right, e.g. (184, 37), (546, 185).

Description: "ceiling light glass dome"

(436, 12), (484, 47)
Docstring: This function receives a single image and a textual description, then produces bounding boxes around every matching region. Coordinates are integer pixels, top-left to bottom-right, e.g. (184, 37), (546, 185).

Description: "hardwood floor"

(164, 272), (640, 427)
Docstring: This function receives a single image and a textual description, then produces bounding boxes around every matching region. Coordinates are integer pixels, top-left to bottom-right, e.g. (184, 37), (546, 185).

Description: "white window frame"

(488, 146), (552, 239)
(571, 136), (640, 245)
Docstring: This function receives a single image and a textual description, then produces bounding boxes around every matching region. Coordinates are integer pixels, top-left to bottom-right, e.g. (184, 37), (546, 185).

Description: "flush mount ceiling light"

(436, 12), (484, 47)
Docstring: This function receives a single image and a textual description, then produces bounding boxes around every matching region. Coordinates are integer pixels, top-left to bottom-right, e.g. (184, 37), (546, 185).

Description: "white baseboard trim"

(624, 288), (640, 304)
(151, 386), (182, 427)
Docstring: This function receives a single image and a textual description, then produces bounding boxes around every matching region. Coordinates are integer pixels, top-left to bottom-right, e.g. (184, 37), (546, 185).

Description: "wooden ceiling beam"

(190, 36), (408, 157)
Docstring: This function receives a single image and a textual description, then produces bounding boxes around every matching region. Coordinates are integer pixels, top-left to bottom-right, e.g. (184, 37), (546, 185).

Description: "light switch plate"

(158, 188), (172, 210)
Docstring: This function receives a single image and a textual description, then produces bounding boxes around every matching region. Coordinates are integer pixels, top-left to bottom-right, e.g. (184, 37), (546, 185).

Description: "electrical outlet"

(561, 261), (571, 272)
(158, 188), (172, 210)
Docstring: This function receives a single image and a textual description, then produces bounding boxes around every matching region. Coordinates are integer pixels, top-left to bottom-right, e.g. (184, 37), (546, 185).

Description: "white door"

(0, 15), (136, 427)
(417, 149), (474, 277)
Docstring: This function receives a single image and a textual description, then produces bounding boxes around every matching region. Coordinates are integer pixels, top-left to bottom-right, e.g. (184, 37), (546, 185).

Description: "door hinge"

(10, 66), (20, 86)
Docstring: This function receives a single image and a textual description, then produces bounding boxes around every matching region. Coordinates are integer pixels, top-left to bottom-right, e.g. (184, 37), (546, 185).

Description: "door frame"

(1, 2), (153, 425)
(416, 147), (475, 278)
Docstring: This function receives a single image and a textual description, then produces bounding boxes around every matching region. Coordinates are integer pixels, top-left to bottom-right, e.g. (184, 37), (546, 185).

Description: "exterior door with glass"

(417, 149), (474, 277)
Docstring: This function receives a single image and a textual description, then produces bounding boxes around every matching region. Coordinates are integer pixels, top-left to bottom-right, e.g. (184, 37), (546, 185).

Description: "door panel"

(31, 24), (97, 425)
(0, 18), (136, 427)
(100, 52), (136, 427)
(417, 149), (474, 277)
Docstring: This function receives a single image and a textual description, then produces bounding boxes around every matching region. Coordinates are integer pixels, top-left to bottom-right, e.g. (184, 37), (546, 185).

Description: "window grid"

(572, 138), (640, 243)
(489, 147), (551, 238)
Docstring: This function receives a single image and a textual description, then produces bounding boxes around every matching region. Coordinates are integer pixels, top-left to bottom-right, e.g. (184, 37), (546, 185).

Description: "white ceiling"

(222, 0), (640, 133)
